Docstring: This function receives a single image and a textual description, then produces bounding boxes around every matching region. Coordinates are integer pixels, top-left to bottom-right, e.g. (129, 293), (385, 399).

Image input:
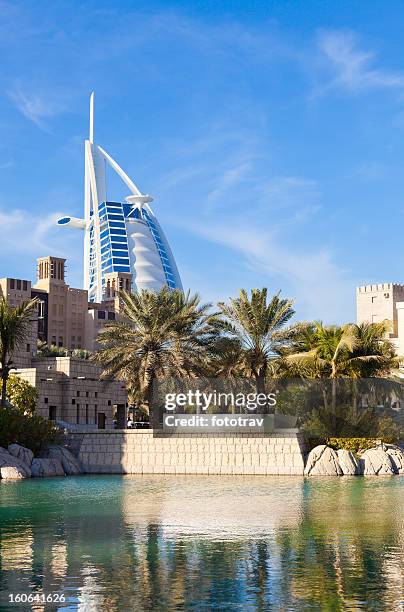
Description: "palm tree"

(0, 297), (37, 407)
(217, 288), (295, 405)
(346, 321), (397, 378)
(283, 320), (398, 419)
(93, 288), (219, 428)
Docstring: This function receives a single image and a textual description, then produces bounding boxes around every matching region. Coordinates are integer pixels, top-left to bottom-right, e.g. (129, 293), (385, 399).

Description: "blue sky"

(1, 0), (404, 323)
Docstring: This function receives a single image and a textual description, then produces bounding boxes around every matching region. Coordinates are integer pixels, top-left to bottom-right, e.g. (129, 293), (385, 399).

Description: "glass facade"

(88, 201), (181, 300)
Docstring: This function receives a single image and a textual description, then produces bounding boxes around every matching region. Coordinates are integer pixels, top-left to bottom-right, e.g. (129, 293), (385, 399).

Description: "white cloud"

(207, 162), (252, 207)
(7, 84), (66, 129)
(316, 30), (404, 94)
(0, 208), (66, 254)
(181, 218), (351, 323)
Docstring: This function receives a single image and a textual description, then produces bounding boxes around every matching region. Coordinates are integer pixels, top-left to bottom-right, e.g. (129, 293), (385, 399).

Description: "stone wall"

(67, 429), (307, 475)
(15, 357), (127, 427)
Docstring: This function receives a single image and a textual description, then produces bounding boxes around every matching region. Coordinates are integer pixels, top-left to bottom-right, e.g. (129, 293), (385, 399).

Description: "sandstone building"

(0, 255), (129, 428)
(356, 283), (404, 356)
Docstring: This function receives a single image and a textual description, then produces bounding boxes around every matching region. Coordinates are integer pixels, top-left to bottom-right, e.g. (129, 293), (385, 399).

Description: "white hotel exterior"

(58, 93), (182, 303)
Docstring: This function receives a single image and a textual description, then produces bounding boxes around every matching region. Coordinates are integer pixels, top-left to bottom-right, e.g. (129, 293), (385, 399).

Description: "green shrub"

(326, 437), (397, 454)
(301, 404), (401, 440)
(6, 375), (38, 416)
(0, 407), (62, 455)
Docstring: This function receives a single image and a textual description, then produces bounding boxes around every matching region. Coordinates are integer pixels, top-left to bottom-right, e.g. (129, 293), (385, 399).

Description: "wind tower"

(57, 93), (182, 303)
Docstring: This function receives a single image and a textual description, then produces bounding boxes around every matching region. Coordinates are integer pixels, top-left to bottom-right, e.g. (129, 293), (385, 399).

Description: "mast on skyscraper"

(57, 94), (182, 303)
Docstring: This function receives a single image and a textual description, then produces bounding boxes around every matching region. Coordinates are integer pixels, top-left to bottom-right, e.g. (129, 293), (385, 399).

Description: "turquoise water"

(0, 475), (403, 611)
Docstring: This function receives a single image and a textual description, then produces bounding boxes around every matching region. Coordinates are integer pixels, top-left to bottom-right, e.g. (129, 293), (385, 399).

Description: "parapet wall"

(67, 429), (308, 476)
(356, 283), (404, 293)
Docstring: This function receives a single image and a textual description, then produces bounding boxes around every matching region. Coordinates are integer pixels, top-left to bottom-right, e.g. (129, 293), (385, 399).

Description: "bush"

(326, 437), (397, 454)
(0, 407), (62, 455)
(6, 375), (38, 416)
(301, 404), (401, 440)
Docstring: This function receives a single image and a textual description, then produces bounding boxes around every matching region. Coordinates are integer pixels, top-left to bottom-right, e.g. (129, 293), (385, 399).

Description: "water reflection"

(0, 476), (403, 610)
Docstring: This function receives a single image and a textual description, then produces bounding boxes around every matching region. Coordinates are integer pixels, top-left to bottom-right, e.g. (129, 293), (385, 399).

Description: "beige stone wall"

(34, 257), (88, 350)
(68, 429), (307, 475)
(0, 276), (38, 367)
(356, 283), (404, 337)
(15, 357), (127, 427)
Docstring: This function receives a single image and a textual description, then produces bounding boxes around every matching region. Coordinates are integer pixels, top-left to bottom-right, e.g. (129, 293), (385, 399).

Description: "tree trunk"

(352, 380), (358, 421)
(331, 377), (337, 434)
(256, 371), (268, 413)
(147, 377), (161, 430)
(331, 360), (338, 433)
(1, 370), (8, 408)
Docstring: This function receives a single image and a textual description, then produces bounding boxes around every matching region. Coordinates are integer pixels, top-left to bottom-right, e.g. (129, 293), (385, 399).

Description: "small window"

(85, 404), (89, 424)
(26, 343), (31, 353)
(17, 280), (21, 290)
(72, 398), (76, 405)
(108, 312), (115, 320)
(76, 405), (80, 424)
(10, 279), (15, 289)
(95, 392), (98, 398)
(23, 280), (28, 291)
(108, 400), (111, 406)
(77, 390), (80, 397)
(98, 310), (106, 319)
(86, 391), (89, 397)
(44, 397), (48, 404)
(371, 296), (377, 303)
(58, 337), (63, 347)
(384, 293), (390, 298)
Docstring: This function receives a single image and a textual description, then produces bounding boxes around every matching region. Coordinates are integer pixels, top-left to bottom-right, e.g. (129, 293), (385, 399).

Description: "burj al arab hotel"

(58, 94), (182, 303)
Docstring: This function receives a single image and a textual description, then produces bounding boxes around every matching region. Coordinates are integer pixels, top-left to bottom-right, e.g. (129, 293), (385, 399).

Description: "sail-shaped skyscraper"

(58, 94), (182, 303)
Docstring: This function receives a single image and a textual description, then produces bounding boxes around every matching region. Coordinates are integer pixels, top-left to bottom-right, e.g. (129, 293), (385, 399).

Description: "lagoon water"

(0, 475), (403, 611)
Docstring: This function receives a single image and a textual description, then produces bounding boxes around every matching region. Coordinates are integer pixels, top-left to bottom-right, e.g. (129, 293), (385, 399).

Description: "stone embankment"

(1, 438), (403, 479)
(0, 444), (83, 480)
(304, 443), (404, 476)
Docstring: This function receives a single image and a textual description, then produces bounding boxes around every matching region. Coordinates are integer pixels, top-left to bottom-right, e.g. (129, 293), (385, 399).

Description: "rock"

(46, 445), (82, 475)
(337, 449), (360, 475)
(0, 466), (27, 479)
(0, 449), (31, 479)
(384, 444), (404, 474)
(8, 443), (34, 467)
(31, 458), (65, 478)
(304, 445), (342, 476)
(360, 446), (395, 475)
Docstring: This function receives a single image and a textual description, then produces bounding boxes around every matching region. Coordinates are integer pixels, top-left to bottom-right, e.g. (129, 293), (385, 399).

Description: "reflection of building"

(58, 93), (182, 303)
(356, 283), (404, 355)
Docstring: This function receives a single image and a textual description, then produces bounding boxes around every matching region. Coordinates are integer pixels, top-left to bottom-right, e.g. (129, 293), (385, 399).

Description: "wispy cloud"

(7, 83), (66, 130)
(0, 208), (64, 254)
(207, 162), (252, 207)
(157, 119), (350, 322)
(181, 217), (351, 323)
(315, 30), (404, 94)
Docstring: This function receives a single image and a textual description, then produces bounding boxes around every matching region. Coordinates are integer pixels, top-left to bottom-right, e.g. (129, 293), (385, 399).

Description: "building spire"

(89, 91), (94, 143)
